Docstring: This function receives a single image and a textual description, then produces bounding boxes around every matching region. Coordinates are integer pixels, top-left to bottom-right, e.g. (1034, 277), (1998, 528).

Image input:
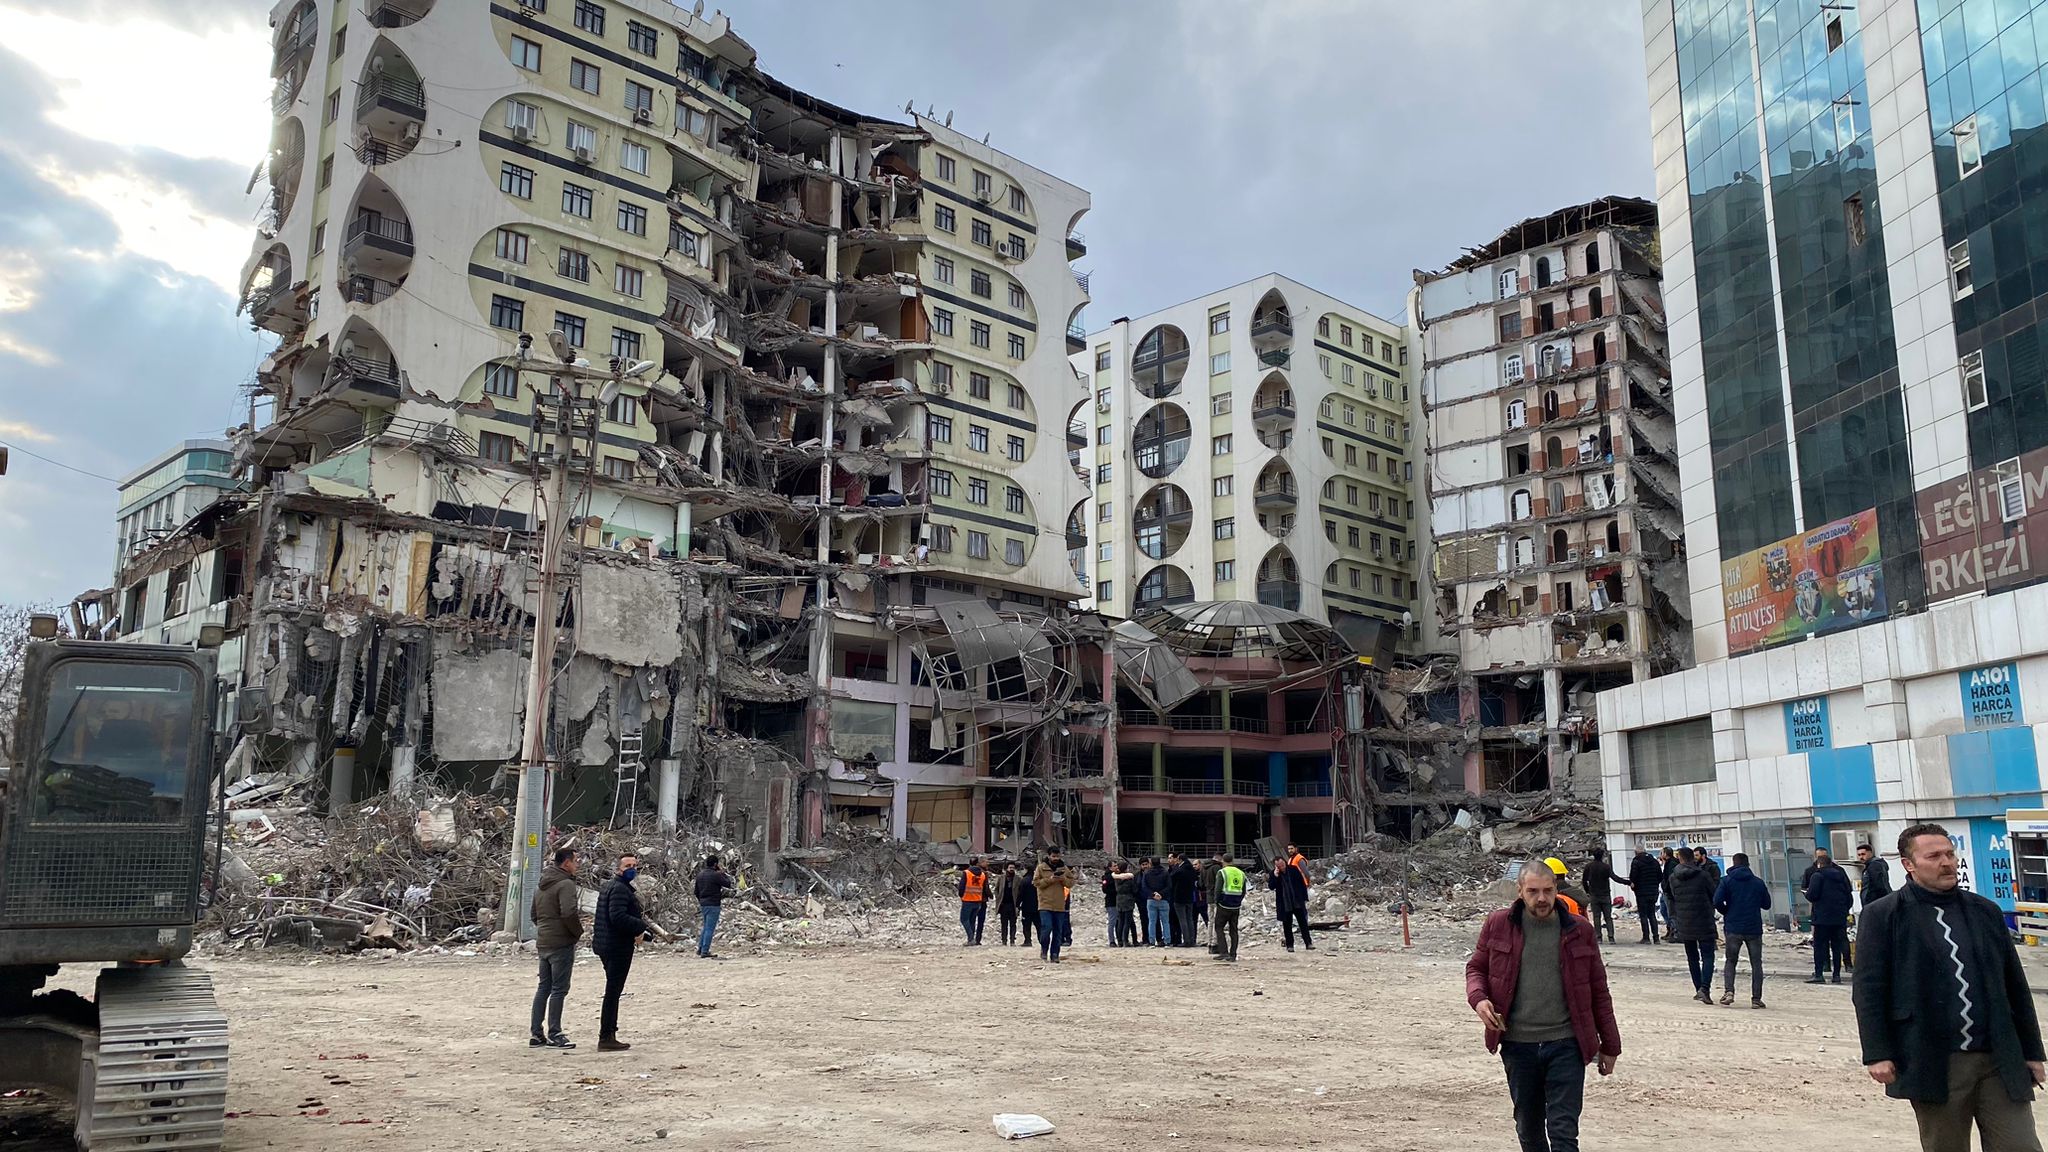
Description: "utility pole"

(502, 332), (649, 938)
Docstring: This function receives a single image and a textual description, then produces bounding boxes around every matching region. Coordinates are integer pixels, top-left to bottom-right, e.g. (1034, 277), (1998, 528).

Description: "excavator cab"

(0, 639), (228, 1149)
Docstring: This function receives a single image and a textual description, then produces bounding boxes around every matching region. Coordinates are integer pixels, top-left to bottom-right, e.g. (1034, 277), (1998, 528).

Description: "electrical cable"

(0, 438), (124, 484)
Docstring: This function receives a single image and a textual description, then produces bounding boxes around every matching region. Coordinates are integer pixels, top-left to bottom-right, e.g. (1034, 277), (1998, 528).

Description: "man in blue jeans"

(694, 854), (735, 958)
(1140, 857), (1171, 947)
(1032, 850), (1072, 963)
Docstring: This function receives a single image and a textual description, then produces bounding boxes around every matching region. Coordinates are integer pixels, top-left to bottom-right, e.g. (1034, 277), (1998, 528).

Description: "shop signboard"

(1722, 509), (1886, 656)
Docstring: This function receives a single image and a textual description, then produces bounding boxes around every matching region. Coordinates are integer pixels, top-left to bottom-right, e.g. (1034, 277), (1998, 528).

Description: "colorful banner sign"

(1916, 444), (2048, 604)
(1722, 509), (1887, 655)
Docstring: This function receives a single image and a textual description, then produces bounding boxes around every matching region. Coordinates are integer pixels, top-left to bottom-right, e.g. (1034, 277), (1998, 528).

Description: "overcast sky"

(0, 0), (1652, 605)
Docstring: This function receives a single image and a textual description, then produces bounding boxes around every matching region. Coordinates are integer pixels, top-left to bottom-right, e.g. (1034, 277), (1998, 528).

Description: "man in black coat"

(1269, 854), (1313, 952)
(1805, 848), (1856, 984)
(1582, 847), (1617, 944)
(1627, 847), (1665, 944)
(1858, 843), (1894, 903)
(1167, 852), (1200, 948)
(592, 854), (657, 1051)
(1667, 848), (1720, 1004)
(1854, 823), (2046, 1150)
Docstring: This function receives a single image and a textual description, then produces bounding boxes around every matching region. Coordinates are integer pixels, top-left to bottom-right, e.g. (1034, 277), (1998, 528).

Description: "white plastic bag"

(993, 1113), (1055, 1140)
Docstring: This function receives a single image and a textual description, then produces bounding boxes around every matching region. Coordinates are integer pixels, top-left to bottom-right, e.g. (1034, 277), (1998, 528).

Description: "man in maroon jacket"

(1466, 859), (1623, 1151)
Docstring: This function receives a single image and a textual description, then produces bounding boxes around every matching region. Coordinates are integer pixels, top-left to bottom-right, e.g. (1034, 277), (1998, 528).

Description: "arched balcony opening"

(1131, 324), (1190, 398)
(241, 244), (302, 334)
(355, 40), (427, 166)
(1134, 565), (1196, 611)
(1133, 484), (1192, 560)
(1253, 459), (1297, 511)
(367, 0), (436, 28)
(1252, 370), (1295, 449)
(271, 2), (318, 113)
(261, 120), (306, 238)
(1255, 546), (1300, 611)
(1133, 403), (1191, 479)
(1066, 397), (1091, 487)
(1066, 500), (1089, 587)
(329, 318), (405, 409)
(341, 174), (414, 305)
(1250, 287), (1293, 355)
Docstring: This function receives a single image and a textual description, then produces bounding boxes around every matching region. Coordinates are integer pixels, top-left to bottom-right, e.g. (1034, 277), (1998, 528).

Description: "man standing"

(1858, 843), (1894, 904)
(528, 846), (581, 1049)
(1582, 848), (1616, 944)
(694, 854), (735, 959)
(1713, 852), (1773, 1008)
(1668, 847), (1719, 1004)
(593, 854), (654, 1052)
(1018, 855), (1039, 950)
(1141, 857), (1171, 947)
(1032, 849), (1072, 963)
(1854, 823), (2046, 1150)
(958, 857), (989, 946)
(1270, 852), (1313, 952)
(1110, 860), (1139, 946)
(1805, 848), (1855, 984)
(1466, 859), (1621, 1152)
(1210, 852), (1248, 962)
(1099, 864), (1118, 944)
(1168, 852), (1199, 948)
(1627, 846), (1664, 944)
(996, 862), (1026, 946)
(1659, 846), (1679, 941)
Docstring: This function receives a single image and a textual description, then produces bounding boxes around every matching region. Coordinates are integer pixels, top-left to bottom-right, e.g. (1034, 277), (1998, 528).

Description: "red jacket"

(1464, 902), (1621, 1066)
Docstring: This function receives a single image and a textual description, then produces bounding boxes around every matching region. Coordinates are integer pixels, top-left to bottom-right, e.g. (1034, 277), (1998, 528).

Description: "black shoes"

(598, 1038), (631, 1052)
(1805, 976), (1828, 984)
(540, 1035), (575, 1049)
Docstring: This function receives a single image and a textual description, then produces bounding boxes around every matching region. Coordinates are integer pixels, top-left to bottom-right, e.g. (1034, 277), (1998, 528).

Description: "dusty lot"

(27, 913), (2034, 1150)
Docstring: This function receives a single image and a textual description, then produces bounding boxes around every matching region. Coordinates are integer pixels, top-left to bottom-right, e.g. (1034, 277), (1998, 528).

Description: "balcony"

(1250, 312), (1293, 342)
(1067, 319), (1087, 354)
(367, 0), (433, 27)
(357, 73), (427, 122)
(1251, 399), (1295, 428)
(1073, 269), (1092, 295)
(1066, 231), (1087, 259)
(344, 213), (414, 260)
(1286, 780), (1335, 798)
(272, 9), (317, 79)
(1253, 482), (1297, 509)
(332, 353), (402, 402)
(1256, 580), (1301, 611)
(1257, 346), (1291, 369)
(343, 274), (401, 306)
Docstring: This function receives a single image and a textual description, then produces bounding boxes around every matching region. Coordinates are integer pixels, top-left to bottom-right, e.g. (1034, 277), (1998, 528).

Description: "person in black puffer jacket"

(592, 854), (654, 1051)
(1667, 847), (1720, 1004)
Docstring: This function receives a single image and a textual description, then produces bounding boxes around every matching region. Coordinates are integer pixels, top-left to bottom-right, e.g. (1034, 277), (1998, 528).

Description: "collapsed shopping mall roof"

(1133, 600), (1352, 662)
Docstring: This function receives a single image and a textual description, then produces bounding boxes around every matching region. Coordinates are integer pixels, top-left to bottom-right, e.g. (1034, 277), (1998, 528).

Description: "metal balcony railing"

(1073, 269), (1092, 295)
(1285, 717), (1323, 734)
(345, 213), (414, 257)
(1067, 320), (1087, 348)
(1065, 231), (1087, 257)
(1253, 482), (1298, 505)
(1286, 781), (1335, 798)
(344, 274), (400, 305)
(1168, 778), (1225, 795)
(1256, 580), (1301, 610)
(1229, 716), (1270, 734)
(1132, 505), (1193, 528)
(274, 20), (317, 75)
(1250, 313), (1293, 339)
(1231, 779), (1269, 797)
(368, 0), (430, 27)
(334, 354), (401, 398)
(1251, 401), (1295, 423)
(357, 73), (427, 120)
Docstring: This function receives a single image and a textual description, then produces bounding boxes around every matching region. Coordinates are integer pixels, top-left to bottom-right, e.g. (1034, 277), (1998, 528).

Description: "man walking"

(1805, 847), (1855, 984)
(1466, 859), (1621, 1151)
(694, 854), (735, 959)
(1627, 846), (1664, 944)
(1032, 849), (1072, 963)
(1668, 847), (1719, 1004)
(1141, 857), (1171, 947)
(1168, 852), (1199, 948)
(1713, 851), (1772, 1008)
(1270, 852), (1313, 952)
(1582, 848), (1616, 944)
(1858, 843), (1893, 903)
(593, 854), (655, 1051)
(996, 862), (1026, 946)
(528, 846), (581, 1049)
(1854, 823), (2046, 1151)
(1210, 852), (1247, 962)
(958, 857), (989, 946)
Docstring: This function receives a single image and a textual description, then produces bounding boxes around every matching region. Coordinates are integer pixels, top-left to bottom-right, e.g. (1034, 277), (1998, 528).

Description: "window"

(1209, 313), (1230, 336)
(969, 425), (989, 453)
(332, 25), (346, 58)
(1963, 351), (1989, 410)
(1005, 485), (1025, 513)
(1008, 281), (1025, 309)
(1825, 12), (1844, 51)
(971, 219), (993, 246)
(624, 80), (654, 115)
(1097, 541), (1114, 562)
(1007, 234), (1027, 260)
(606, 393), (637, 425)
(967, 478), (989, 504)
(311, 221), (327, 253)
(506, 100), (539, 133)
(935, 205), (956, 232)
(1498, 312), (1523, 341)
(1212, 434), (1232, 455)
(1215, 517), (1235, 540)
(1342, 363), (1354, 384)
(558, 248), (590, 282)
(1503, 354), (1524, 383)
(1098, 580), (1113, 601)
(1950, 241), (1974, 299)
(511, 35), (541, 71)
(318, 154), (333, 189)
(325, 90), (340, 124)
(1844, 194), (1866, 246)
(933, 255), (954, 285)
(971, 320), (991, 349)
(485, 362), (521, 398)
(967, 531), (990, 559)
(971, 269), (992, 298)
(610, 328), (640, 359)
(932, 362), (954, 391)
(1833, 99), (1859, 149)
(1319, 355), (1332, 377)
(1499, 269), (1519, 299)
(1211, 394), (1232, 416)
(1317, 317), (1330, 337)
(1348, 526), (1361, 548)
(670, 226), (699, 258)
(562, 183), (594, 218)
(936, 155), (956, 182)
(490, 294), (525, 330)
(615, 263), (644, 298)
(1507, 397), (1527, 428)
(929, 414), (953, 443)
(1344, 445), (1358, 466)
(1369, 532), (1382, 554)
(555, 311), (586, 347)
(933, 308), (954, 337)
(973, 170), (993, 198)
(1214, 475), (1233, 497)
(1007, 383), (1026, 409)
(929, 470), (956, 498)
(620, 140), (649, 175)
(1210, 352), (1230, 375)
(1002, 539), (1024, 566)
(1008, 333), (1026, 359)
(1097, 464), (1112, 484)
(1007, 435), (1025, 461)
(1349, 568), (1361, 589)
(1340, 324), (1353, 346)
(567, 120), (598, 156)
(1094, 424), (1112, 445)
(1099, 501), (1113, 522)
(570, 59), (601, 95)
(628, 20), (658, 56)
(1009, 186), (1027, 213)
(676, 103), (707, 140)
(1095, 348), (1111, 371)
(1999, 458), (2027, 521)
(1627, 719), (1715, 789)
(479, 431), (518, 463)
(618, 201), (648, 236)
(575, 0), (605, 34)
(1345, 484), (1359, 505)
(602, 456), (635, 480)
(1343, 404), (1357, 426)
(930, 524), (953, 552)
(968, 372), (991, 400)
(1956, 115), (1983, 178)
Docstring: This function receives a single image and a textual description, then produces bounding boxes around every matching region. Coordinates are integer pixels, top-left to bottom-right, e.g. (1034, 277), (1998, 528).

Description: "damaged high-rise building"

(90, 0), (1102, 856)
(1410, 196), (1690, 795)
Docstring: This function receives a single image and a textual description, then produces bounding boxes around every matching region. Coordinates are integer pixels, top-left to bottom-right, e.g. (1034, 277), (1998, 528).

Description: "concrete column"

(1034, 806), (1052, 849)
(1101, 644), (1119, 856)
(971, 787), (988, 853)
(390, 744), (417, 801)
(890, 778), (909, 839)
(802, 783), (825, 845)
(1152, 743), (1164, 791)
(1224, 810), (1236, 857)
(1269, 808), (1290, 848)
(329, 746), (355, 810)
(1152, 808), (1165, 855)
(1459, 678), (1485, 792)
(655, 758), (681, 831)
(1221, 743), (1233, 799)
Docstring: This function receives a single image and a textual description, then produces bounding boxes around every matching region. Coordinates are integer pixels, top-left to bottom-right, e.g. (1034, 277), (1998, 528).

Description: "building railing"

(1285, 717), (1323, 735)
(345, 213), (414, 254)
(1231, 779), (1269, 798)
(1168, 778), (1225, 795)
(1250, 313), (1293, 339)
(1073, 269), (1091, 295)
(1251, 402), (1295, 423)
(344, 274), (400, 305)
(274, 19), (317, 73)
(357, 73), (427, 119)
(367, 0), (430, 27)
(1067, 320), (1087, 346)
(1286, 781), (1335, 798)
(1133, 591), (1196, 610)
(1256, 581), (1301, 610)
(1066, 231), (1087, 257)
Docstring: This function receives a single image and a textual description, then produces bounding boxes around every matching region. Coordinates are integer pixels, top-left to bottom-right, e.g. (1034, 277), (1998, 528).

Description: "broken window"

(1498, 269), (1517, 298)
(1843, 194), (1866, 246)
(1963, 350), (1989, 410)
(602, 456), (634, 480)
(1950, 241), (1974, 298)
(1825, 13), (1843, 52)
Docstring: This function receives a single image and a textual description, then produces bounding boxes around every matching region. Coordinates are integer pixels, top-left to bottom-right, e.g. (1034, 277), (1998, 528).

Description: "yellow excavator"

(1, 633), (228, 1149)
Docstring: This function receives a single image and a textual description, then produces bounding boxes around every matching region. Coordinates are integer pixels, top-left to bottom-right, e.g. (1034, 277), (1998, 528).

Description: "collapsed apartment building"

(1408, 196), (1690, 796)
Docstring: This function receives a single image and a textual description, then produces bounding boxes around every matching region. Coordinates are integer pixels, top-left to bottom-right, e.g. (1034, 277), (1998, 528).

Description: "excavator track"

(76, 967), (228, 1150)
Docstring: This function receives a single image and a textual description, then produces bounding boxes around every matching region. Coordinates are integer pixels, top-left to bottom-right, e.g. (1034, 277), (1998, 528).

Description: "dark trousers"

(1020, 909), (1036, 944)
(1911, 1051), (2045, 1152)
(999, 909), (1019, 944)
(1114, 903), (1138, 946)
(1172, 902), (1196, 947)
(597, 949), (633, 1041)
(1500, 1038), (1586, 1152)
(1214, 906), (1240, 958)
(960, 901), (986, 943)
(1722, 933), (1763, 1000)
(1588, 899), (1614, 942)
(530, 945), (573, 1040)
(1683, 938), (1716, 992)
(1813, 924), (1849, 977)
(1280, 907), (1313, 950)
(1038, 910), (1068, 961)
(1634, 898), (1660, 942)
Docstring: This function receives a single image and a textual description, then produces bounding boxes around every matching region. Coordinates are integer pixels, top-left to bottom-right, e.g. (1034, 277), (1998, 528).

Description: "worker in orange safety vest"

(959, 857), (989, 946)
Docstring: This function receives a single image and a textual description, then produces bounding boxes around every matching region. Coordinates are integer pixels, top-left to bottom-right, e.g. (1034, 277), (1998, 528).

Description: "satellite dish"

(692, 0), (704, 16)
(370, 56), (385, 74)
(944, 110), (953, 127)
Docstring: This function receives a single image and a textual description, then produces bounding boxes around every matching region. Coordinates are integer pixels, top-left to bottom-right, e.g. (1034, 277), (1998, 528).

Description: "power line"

(0, 438), (122, 485)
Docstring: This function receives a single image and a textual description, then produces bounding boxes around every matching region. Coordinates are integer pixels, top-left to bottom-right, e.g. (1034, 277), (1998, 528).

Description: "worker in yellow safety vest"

(958, 857), (988, 946)
(1211, 853), (1248, 962)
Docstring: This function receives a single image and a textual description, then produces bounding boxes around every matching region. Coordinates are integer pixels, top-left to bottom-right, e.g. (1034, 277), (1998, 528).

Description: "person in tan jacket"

(529, 847), (582, 1048)
(1031, 849), (1072, 963)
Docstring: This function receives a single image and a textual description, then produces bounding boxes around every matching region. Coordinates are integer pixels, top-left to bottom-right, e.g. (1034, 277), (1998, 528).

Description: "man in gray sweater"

(528, 847), (582, 1049)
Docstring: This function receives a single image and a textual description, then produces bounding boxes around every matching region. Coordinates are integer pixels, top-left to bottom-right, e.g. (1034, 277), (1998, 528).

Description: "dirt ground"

(26, 911), (2041, 1150)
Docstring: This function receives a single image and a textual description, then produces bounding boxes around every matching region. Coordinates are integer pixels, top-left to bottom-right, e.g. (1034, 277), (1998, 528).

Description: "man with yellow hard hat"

(1544, 857), (1592, 919)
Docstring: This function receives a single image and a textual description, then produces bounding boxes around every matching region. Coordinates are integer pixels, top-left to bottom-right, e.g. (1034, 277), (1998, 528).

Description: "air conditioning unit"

(1829, 828), (1872, 860)
(632, 106), (653, 125)
(510, 123), (533, 143)
(1097, 398), (1112, 412)
(402, 121), (422, 142)
(1566, 548), (1582, 561)
(572, 145), (594, 164)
